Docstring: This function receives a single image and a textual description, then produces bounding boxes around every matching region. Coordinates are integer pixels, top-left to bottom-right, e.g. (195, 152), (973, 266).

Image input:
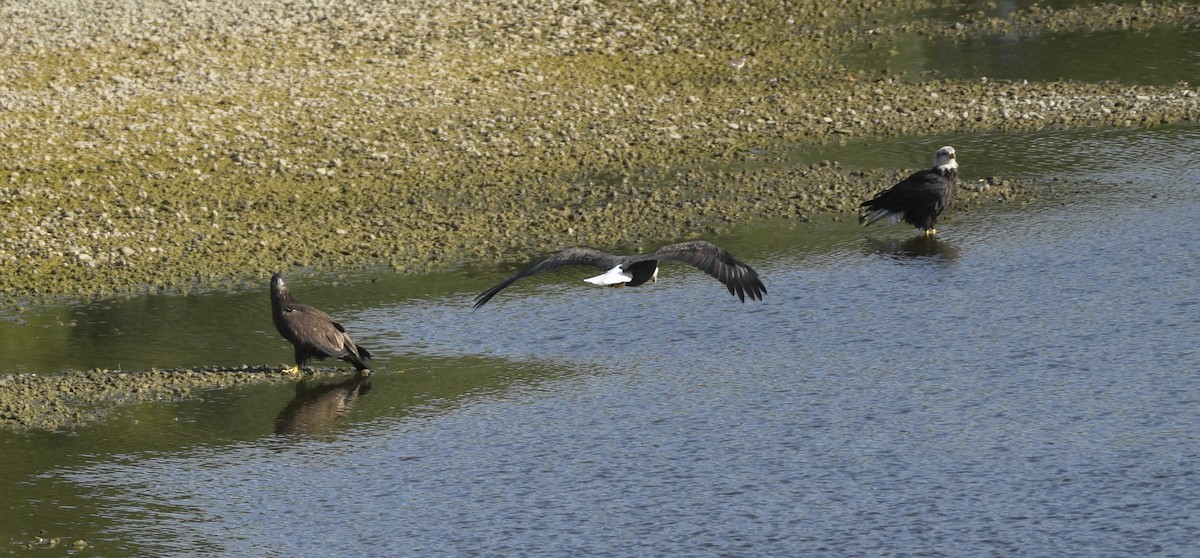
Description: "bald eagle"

(860, 145), (959, 236)
(473, 240), (766, 309)
(270, 273), (372, 374)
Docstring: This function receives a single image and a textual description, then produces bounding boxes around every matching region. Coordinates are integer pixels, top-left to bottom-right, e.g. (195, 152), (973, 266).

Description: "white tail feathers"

(584, 265), (632, 285)
(865, 209), (905, 227)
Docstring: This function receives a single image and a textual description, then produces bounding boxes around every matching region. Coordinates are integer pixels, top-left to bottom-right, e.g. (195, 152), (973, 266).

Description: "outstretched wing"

(628, 241), (767, 302)
(473, 248), (622, 309)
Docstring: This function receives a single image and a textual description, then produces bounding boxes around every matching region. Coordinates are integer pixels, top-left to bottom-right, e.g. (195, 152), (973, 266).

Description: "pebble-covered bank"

(2, 0), (1197, 301)
(1, 0), (1198, 429)
(0, 366), (306, 430)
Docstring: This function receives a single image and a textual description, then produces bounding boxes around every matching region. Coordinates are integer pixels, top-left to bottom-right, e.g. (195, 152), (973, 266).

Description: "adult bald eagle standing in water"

(270, 273), (372, 375)
(473, 240), (766, 309)
(859, 145), (959, 236)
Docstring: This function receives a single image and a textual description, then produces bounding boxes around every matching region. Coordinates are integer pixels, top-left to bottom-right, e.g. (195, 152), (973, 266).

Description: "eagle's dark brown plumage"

(270, 273), (372, 374)
(860, 145), (959, 236)
(473, 240), (766, 309)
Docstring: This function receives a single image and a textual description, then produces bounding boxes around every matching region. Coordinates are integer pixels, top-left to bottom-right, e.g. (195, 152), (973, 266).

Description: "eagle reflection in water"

(274, 373), (372, 435)
(865, 235), (960, 261)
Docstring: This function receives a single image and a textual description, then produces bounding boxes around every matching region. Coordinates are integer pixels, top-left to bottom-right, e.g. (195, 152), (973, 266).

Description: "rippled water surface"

(2, 123), (1198, 556)
(842, 24), (1200, 85)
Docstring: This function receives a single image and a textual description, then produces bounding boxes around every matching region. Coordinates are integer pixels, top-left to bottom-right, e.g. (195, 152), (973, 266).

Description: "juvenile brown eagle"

(473, 240), (766, 309)
(270, 273), (372, 374)
(859, 145), (959, 236)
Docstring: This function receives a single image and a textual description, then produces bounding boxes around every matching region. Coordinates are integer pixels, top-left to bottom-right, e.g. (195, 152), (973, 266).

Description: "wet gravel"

(0, 366), (353, 430)
(2, 0), (1197, 300)
(1, 0), (1198, 429)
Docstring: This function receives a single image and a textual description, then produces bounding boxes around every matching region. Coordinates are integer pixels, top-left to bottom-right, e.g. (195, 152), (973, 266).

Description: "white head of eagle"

(933, 145), (958, 174)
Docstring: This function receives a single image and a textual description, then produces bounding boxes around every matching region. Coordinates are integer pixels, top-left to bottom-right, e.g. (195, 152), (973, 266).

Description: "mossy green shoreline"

(2, 0), (1198, 301)
(2, 0), (1198, 428)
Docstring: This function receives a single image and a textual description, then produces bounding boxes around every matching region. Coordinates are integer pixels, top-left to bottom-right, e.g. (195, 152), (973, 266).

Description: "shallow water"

(3, 123), (1198, 556)
(842, 24), (1200, 85)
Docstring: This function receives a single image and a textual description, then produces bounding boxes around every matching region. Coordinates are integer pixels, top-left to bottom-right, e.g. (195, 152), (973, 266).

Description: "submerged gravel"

(1, 0), (1198, 428)
(0, 366), (342, 430)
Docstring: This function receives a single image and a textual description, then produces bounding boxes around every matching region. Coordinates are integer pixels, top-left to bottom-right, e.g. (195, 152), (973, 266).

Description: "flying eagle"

(270, 273), (372, 375)
(473, 240), (766, 309)
(859, 145), (959, 236)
